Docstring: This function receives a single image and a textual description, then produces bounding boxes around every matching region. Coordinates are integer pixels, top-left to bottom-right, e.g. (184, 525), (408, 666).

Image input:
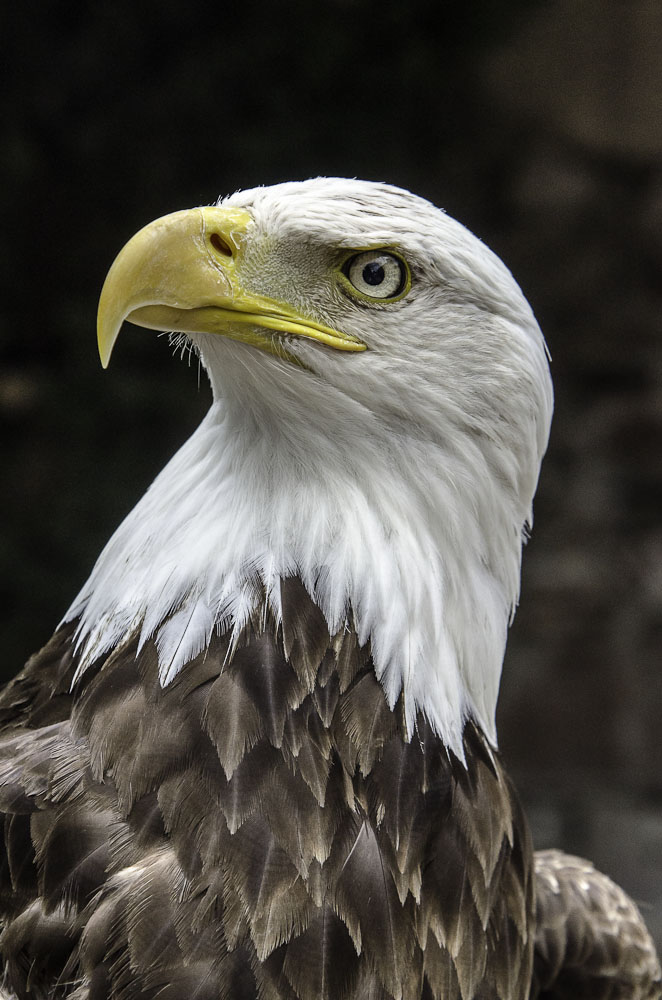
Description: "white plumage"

(66, 178), (553, 757)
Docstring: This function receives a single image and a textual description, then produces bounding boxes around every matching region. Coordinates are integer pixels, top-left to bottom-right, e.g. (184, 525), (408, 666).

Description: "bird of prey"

(0, 179), (659, 1000)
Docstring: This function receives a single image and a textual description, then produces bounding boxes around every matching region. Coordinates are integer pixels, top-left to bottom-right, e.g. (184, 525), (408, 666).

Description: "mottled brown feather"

(530, 850), (662, 1000)
(0, 579), (541, 999)
(203, 672), (264, 779)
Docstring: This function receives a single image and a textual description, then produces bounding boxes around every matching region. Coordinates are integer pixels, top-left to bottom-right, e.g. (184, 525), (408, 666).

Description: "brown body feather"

(531, 850), (661, 1000)
(0, 578), (535, 1000)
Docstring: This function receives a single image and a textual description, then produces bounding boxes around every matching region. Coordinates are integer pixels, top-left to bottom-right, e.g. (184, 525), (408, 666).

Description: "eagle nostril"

(210, 233), (233, 257)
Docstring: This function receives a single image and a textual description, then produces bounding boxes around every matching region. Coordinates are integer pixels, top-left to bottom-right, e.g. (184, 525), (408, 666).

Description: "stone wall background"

(2, 0), (661, 952)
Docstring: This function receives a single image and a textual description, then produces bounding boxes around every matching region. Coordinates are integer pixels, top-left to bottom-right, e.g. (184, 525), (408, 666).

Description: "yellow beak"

(97, 206), (366, 368)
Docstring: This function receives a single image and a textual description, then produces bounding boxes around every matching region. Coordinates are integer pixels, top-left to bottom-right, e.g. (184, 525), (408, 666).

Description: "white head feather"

(66, 178), (553, 758)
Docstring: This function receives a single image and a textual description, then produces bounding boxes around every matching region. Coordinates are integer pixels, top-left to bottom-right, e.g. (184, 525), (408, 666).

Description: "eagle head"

(71, 178), (553, 756)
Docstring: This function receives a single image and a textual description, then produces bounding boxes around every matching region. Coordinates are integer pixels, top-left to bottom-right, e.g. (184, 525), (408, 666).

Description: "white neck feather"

(66, 328), (543, 759)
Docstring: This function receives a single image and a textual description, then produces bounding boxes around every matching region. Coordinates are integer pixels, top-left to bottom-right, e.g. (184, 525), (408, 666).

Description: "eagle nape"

(0, 178), (658, 1000)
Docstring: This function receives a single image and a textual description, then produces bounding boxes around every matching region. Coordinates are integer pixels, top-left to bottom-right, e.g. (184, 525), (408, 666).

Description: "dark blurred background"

(2, 0), (661, 950)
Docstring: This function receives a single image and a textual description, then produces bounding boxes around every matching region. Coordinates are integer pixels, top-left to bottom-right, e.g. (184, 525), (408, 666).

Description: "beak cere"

(97, 206), (367, 368)
(97, 207), (253, 367)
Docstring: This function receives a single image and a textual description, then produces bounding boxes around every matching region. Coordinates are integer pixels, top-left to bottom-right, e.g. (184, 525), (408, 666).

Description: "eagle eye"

(342, 251), (409, 301)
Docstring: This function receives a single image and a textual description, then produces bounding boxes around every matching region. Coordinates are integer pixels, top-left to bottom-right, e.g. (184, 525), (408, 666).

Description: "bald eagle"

(0, 179), (659, 1000)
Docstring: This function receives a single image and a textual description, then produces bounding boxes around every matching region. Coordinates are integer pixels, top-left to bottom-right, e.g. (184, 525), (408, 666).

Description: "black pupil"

(362, 261), (385, 286)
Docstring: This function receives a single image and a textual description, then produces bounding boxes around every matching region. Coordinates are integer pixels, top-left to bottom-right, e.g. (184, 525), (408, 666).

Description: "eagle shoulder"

(0, 578), (534, 1000)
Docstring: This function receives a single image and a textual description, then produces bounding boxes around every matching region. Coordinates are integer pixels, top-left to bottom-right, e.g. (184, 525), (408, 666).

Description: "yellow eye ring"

(339, 249), (411, 303)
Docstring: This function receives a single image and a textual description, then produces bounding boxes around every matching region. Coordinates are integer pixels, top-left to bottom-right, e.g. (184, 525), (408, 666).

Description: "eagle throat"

(65, 364), (522, 759)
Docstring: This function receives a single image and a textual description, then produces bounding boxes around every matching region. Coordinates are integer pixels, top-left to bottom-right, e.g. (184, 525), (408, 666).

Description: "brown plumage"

(531, 850), (661, 1000)
(0, 579), (535, 999)
(1, 583), (660, 999)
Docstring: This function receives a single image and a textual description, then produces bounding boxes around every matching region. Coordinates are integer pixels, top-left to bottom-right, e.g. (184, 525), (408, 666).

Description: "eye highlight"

(341, 250), (410, 301)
